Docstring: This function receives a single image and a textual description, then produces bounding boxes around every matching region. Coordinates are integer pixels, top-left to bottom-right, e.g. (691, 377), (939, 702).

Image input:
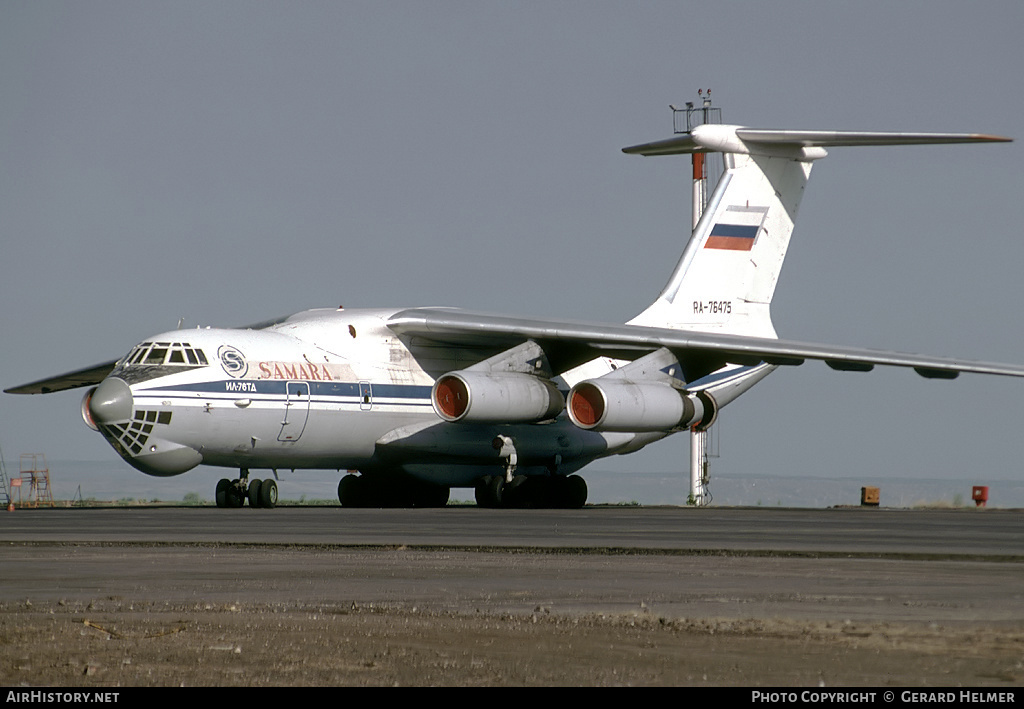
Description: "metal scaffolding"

(13, 453), (54, 508)
(0, 445), (11, 510)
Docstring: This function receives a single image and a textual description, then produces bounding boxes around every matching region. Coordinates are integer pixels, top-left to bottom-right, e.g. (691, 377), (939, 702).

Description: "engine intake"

(432, 371), (564, 423)
(81, 387), (99, 431)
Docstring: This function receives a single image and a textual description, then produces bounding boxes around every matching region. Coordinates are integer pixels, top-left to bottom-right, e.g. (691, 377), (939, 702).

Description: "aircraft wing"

(5, 313), (294, 396)
(4, 360), (119, 395)
(387, 307), (1024, 381)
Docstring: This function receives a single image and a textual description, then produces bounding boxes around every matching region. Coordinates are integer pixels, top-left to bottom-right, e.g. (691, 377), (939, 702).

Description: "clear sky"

(2, 2), (1023, 500)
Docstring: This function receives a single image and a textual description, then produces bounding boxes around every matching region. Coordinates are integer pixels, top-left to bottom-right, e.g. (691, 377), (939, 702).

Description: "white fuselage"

(94, 307), (764, 487)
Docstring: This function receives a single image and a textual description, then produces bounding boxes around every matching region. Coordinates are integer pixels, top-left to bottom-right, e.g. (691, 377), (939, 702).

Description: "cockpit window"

(123, 342), (209, 367)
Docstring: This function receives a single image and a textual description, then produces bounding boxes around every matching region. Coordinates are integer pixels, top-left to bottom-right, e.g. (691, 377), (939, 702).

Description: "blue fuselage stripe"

(143, 380), (434, 400)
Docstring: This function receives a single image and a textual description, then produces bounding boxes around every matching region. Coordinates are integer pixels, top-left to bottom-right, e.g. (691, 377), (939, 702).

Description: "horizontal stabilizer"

(623, 125), (1011, 156)
(734, 129), (1012, 146)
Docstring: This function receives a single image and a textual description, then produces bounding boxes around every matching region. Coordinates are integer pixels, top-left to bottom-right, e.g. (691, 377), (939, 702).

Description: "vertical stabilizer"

(625, 125), (1009, 338)
(630, 148), (813, 337)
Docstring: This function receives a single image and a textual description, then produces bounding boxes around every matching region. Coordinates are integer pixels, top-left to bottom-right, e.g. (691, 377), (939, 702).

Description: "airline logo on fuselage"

(218, 345), (248, 378)
(257, 361), (333, 381)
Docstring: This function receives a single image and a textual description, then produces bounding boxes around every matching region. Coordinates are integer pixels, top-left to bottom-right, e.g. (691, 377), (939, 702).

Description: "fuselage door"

(278, 381), (310, 442)
(359, 381), (372, 411)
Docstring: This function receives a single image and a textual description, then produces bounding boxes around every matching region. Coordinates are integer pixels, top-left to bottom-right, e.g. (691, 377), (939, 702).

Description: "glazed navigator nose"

(88, 377), (133, 424)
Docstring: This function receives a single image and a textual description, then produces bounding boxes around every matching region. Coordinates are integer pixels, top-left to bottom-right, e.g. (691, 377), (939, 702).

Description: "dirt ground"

(2, 599), (1022, 687)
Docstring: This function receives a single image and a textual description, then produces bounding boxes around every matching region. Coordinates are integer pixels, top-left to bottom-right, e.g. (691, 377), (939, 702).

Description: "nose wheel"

(215, 471), (277, 508)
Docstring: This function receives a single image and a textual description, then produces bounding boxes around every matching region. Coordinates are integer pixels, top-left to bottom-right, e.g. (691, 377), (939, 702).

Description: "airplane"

(7, 120), (1022, 510)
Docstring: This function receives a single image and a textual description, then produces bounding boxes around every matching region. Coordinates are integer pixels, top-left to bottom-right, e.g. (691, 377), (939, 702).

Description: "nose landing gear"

(215, 469), (277, 508)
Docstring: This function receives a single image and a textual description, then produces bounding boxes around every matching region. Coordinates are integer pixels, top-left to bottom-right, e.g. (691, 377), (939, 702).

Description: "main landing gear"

(475, 474), (588, 509)
(337, 473), (450, 508)
(474, 435), (587, 508)
(215, 469), (277, 508)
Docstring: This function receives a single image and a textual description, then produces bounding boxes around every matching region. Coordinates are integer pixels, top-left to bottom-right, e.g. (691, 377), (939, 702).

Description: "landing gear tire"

(338, 474), (364, 507)
(500, 475), (531, 508)
(216, 475), (275, 509)
(247, 479), (263, 508)
(475, 475), (506, 508)
(225, 479), (246, 508)
(475, 474), (587, 509)
(258, 479), (278, 509)
(216, 478), (231, 508)
(555, 475), (588, 509)
(412, 481), (450, 508)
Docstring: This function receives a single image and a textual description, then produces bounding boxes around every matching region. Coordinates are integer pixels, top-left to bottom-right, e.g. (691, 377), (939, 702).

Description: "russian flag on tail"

(705, 205), (768, 251)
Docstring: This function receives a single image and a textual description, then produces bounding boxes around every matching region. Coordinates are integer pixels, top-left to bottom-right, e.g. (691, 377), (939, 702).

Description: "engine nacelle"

(567, 379), (717, 432)
(432, 371), (564, 423)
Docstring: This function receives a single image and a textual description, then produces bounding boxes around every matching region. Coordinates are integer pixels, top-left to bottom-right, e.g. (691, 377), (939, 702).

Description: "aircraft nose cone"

(89, 377), (133, 424)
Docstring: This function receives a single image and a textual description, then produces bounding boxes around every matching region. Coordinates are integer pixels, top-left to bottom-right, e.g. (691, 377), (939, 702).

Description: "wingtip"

(973, 134), (1013, 143)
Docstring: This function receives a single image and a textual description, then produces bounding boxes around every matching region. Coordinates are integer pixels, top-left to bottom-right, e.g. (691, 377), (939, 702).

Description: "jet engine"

(432, 371), (564, 423)
(567, 379), (717, 432)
